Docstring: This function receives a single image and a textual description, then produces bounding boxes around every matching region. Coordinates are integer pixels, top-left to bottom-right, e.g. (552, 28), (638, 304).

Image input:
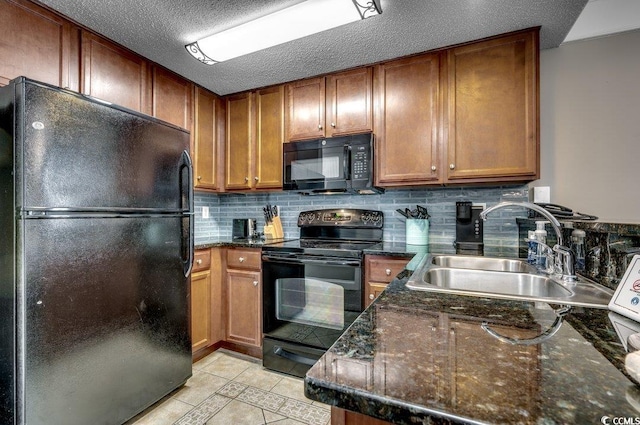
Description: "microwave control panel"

(351, 145), (370, 180)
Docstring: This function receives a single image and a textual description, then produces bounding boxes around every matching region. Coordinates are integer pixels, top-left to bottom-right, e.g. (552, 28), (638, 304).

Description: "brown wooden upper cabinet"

(152, 66), (192, 130)
(81, 31), (150, 114)
(445, 29), (539, 183)
(375, 28), (539, 187)
(286, 67), (372, 141)
(193, 87), (224, 192)
(374, 54), (442, 187)
(0, 0), (79, 90)
(225, 86), (284, 191)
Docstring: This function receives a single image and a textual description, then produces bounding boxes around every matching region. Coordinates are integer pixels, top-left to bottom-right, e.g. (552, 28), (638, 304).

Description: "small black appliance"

(455, 201), (484, 254)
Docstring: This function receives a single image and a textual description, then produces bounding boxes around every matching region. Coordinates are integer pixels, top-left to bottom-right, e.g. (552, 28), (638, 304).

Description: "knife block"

(264, 216), (284, 239)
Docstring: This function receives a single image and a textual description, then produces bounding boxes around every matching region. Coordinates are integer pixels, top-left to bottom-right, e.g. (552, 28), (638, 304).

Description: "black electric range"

(261, 208), (384, 377)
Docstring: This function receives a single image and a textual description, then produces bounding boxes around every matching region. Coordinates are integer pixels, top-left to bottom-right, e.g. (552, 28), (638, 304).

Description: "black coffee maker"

(455, 201), (484, 255)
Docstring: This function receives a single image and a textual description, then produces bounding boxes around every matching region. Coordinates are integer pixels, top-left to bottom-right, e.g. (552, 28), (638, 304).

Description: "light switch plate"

(202, 206), (209, 219)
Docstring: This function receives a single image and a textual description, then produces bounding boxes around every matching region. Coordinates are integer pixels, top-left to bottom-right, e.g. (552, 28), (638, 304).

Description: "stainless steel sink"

(421, 268), (572, 298)
(406, 254), (614, 308)
(431, 254), (537, 273)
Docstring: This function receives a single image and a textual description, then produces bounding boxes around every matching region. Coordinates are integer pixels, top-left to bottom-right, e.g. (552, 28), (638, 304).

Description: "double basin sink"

(406, 254), (613, 308)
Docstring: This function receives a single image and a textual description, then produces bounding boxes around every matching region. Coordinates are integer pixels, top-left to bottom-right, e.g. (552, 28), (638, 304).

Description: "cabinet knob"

(385, 268), (391, 276)
(253, 280), (258, 286)
(431, 165), (436, 171)
(318, 124), (323, 130)
(369, 294), (374, 300)
(239, 257), (245, 263)
(331, 122), (336, 128)
(449, 163), (455, 170)
(196, 259), (202, 265)
(245, 177), (249, 182)
(254, 176), (259, 181)
(197, 175), (202, 180)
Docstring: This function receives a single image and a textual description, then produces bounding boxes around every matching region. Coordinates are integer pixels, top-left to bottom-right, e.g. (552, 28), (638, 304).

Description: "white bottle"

(526, 230), (536, 265)
(534, 221), (548, 270)
(571, 229), (586, 272)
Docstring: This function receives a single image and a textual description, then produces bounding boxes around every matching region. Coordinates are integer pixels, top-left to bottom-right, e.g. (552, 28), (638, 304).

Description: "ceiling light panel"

(186, 0), (381, 64)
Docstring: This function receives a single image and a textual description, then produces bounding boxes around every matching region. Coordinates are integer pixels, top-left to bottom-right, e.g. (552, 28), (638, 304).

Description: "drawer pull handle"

(253, 280), (258, 286)
(239, 257), (245, 263)
(385, 268), (391, 276)
(196, 259), (202, 265)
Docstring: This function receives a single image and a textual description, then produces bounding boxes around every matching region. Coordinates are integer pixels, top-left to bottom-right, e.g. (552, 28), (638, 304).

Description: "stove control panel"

(297, 209), (383, 228)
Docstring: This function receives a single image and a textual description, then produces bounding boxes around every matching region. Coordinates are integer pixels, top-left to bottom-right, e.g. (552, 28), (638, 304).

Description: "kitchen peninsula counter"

(304, 265), (640, 424)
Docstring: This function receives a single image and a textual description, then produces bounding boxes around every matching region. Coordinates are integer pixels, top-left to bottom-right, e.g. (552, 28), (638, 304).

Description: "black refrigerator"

(0, 77), (194, 425)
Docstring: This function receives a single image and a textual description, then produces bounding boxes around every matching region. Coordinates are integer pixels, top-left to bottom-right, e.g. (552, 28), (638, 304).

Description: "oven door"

(283, 138), (349, 192)
(262, 253), (363, 377)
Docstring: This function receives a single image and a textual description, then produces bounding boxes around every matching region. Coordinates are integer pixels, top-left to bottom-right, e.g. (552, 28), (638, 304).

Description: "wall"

(195, 186), (529, 248)
(536, 29), (640, 223)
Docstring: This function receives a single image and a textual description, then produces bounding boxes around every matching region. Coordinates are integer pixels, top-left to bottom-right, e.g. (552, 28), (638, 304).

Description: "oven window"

(276, 278), (344, 330)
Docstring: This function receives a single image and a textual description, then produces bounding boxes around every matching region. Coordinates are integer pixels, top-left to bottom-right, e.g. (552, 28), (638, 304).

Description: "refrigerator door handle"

(180, 150), (195, 277)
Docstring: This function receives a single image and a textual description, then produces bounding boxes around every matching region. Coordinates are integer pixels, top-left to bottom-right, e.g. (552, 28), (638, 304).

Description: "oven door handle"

(261, 254), (361, 267)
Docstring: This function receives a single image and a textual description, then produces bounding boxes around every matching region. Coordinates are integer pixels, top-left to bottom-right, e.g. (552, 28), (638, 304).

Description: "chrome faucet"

(480, 201), (576, 281)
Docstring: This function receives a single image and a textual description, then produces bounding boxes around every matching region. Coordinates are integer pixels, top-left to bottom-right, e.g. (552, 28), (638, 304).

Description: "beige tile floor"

(127, 349), (331, 425)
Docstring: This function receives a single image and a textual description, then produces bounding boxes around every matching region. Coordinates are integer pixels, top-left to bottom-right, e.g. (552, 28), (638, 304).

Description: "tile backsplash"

(195, 185), (530, 247)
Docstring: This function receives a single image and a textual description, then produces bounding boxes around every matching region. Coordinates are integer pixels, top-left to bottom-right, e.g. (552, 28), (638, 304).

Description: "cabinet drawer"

(367, 256), (411, 282)
(193, 249), (211, 272)
(226, 248), (261, 270)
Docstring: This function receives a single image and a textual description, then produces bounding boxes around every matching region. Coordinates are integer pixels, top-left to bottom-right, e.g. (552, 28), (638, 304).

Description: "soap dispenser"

(534, 221), (548, 271)
(571, 229), (586, 272)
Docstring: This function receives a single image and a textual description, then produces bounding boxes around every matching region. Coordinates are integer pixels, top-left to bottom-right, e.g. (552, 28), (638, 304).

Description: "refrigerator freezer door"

(16, 80), (191, 212)
(19, 216), (192, 425)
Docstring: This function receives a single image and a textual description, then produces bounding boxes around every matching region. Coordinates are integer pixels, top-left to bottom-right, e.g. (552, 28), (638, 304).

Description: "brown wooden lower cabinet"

(364, 255), (412, 307)
(331, 407), (393, 425)
(191, 248), (223, 358)
(223, 247), (262, 357)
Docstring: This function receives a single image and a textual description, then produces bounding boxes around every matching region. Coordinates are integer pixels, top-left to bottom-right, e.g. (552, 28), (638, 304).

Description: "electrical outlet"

(202, 206), (209, 219)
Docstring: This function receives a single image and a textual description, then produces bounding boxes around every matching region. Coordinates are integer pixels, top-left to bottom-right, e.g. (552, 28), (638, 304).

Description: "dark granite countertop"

(304, 268), (640, 424)
(195, 238), (288, 250)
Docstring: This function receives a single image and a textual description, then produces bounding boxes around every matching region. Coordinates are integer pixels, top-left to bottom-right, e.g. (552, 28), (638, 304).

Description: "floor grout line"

(157, 350), (330, 425)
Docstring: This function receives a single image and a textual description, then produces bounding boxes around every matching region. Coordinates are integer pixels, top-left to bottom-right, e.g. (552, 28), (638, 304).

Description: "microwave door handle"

(343, 145), (351, 180)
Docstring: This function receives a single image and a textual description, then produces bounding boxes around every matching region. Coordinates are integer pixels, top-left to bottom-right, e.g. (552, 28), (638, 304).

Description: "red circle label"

(633, 279), (640, 291)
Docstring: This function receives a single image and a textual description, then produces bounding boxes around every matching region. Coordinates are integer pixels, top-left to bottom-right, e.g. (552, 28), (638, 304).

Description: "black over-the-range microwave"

(283, 132), (383, 195)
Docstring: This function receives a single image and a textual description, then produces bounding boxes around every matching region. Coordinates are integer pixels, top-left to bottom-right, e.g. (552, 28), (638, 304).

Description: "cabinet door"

(191, 269), (212, 352)
(374, 54), (441, 186)
(446, 29), (539, 182)
(0, 0), (79, 90)
(225, 92), (253, 190)
(194, 87), (221, 191)
(286, 77), (325, 141)
(254, 85), (284, 189)
(226, 269), (261, 347)
(152, 66), (192, 130)
(326, 67), (372, 137)
(81, 31), (150, 113)
(364, 281), (389, 307)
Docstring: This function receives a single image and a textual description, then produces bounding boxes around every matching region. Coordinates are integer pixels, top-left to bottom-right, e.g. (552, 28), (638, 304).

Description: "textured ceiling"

(37, 0), (589, 96)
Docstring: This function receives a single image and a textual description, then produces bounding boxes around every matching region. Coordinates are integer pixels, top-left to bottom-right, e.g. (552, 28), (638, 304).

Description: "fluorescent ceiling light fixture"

(185, 0), (382, 65)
